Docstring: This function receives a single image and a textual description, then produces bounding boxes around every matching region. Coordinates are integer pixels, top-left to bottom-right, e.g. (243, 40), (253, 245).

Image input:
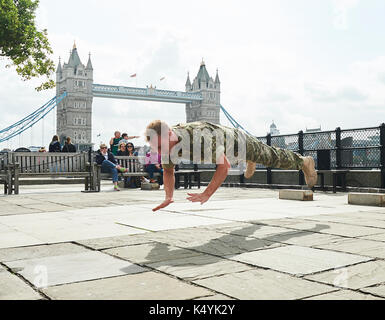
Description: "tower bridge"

(56, 44), (221, 151)
(2, 44), (250, 149)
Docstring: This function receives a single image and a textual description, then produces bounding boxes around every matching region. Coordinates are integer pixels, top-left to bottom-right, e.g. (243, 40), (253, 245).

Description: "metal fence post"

(336, 127), (342, 169)
(298, 130), (305, 185)
(266, 133), (272, 185)
(380, 123), (385, 188)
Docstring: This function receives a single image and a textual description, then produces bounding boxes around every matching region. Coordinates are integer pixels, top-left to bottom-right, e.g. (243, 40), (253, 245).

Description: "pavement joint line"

(298, 217), (385, 230)
(356, 287), (385, 300)
(72, 240), (156, 252)
(297, 289), (341, 300)
(114, 222), (155, 232)
(98, 246), (235, 300)
(295, 259), (377, 278)
(305, 244), (385, 260)
(244, 222), (385, 238)
(0, 261), (50, 300)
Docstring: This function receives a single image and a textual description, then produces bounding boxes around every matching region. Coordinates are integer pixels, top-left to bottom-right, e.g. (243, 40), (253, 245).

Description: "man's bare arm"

(187, 155), (230, 204)
(152, 167), (175, 212)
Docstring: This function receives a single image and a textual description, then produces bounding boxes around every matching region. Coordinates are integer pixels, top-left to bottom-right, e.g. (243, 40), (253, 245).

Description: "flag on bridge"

(130, 73), (137, 78)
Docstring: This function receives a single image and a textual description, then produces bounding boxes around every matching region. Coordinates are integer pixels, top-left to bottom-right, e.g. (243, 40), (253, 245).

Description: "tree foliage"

(0, 0), (55, 91)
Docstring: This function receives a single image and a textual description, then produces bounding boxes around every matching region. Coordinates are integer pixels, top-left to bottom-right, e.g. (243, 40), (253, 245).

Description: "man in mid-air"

(145, 120), (317, 212)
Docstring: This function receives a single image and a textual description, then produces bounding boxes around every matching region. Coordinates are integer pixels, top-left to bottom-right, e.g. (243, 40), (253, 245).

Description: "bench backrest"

(0, 152), (8, 174)
(8, 152), (89, 173)
(114, 156), (145, 173)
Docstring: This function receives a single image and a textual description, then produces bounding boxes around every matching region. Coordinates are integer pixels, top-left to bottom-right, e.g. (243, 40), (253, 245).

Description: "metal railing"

(255, 123), (385, 188)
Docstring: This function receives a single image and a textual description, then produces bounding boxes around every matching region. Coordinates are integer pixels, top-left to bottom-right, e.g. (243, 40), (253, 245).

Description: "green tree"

(0, 0), (55, 91)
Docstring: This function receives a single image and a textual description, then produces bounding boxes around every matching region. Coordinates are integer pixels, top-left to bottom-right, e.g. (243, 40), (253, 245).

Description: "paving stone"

(361, 284), (385, 298)
(146, 227), (282, 256)
(266, 231), (344, 247)
(305, 290), (383, 300)
(213, 224), (297, 238)
(0, 271), (42, 300)
(148, 254), (252, 281)
(5, 251), (147, 288)
(0, 231), (44, 249)
(76, 234), (154, 250)
(314, 238), (385, 259)
(228, 245), (371, 276)
(200, 222), (254, 231)
(283, 221), (384, 237)
(194, 269), (335, 300)
(305, 260), (385, 289)
(250, 218), (310, 226)
(0, 206), (41, 216)
(0, 243), (89, 262)
(104, 243), (202, 264)
(21, 203), (72, 212)
(304, 215), (385, 229)
(194, 294), (234, 300)
(359, 233), (385, 242)
(42, 272), (213, 300)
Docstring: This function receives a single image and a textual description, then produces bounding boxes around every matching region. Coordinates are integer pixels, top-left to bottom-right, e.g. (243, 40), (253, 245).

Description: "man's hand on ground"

(186, 192), (210, 205)
(152, 199), (174, 212)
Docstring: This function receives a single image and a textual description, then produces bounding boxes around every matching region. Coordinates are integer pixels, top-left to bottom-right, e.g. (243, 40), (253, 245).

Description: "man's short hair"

(100, 143), (107, 149)
(145, 120), (170, 142)
(122, 133), (128, 138)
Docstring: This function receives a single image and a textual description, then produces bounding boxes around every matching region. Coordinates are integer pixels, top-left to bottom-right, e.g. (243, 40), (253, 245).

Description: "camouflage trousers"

(246, 135), (304, 170)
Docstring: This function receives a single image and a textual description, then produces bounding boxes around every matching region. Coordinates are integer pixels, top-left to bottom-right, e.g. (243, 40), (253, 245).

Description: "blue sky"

(0, 0), (384, 149)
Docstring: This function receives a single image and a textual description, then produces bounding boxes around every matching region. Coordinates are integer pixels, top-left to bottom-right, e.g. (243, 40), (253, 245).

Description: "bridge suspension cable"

(220, 105), (254, 136)
(0, 92), (67, 144)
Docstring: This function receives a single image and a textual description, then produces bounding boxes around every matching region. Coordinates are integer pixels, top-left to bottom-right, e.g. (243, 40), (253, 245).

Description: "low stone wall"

(200, 169), (382, 188)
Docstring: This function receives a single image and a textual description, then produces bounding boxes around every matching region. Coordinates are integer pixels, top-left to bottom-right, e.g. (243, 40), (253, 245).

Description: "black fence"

(255, 123), (385, 188)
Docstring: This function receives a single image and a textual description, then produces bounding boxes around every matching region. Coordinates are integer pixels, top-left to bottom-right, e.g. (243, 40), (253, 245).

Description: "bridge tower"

(56, 43), (94, 151)
(185, 60), (221, 124)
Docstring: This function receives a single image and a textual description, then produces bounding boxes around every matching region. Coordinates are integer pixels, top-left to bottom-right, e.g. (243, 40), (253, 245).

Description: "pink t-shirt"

(145, 152), (161, 166)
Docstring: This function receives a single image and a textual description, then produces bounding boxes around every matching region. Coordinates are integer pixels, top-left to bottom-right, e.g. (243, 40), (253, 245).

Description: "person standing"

(61, 137), (76, 153)
(109, 131), (122, 156)
(49, 135), (61, 152)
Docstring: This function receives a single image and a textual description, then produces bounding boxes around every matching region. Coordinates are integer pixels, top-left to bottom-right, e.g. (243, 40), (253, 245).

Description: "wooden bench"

(96, 156), (161, 189)
(7, 152), (97, 194)
(0, 152), (12, 194)
(317, 169), (350, 193)
(174, 170), (202, 189)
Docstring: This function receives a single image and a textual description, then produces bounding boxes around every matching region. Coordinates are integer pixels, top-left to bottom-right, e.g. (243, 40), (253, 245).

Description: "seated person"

(145, 151), (163, 185)
(117, 141), (129, 156)
(126, 142), (142, 188)
(95, 143), (129, 191)
(126, 142), (138, 156)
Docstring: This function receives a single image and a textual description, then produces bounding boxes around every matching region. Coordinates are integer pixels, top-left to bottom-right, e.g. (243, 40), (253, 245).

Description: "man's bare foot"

(245, 161), (257, 179)
(302, 156), (317, 188)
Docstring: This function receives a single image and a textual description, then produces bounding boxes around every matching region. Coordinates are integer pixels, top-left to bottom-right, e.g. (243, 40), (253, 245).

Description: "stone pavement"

(0, 182), (385, 300)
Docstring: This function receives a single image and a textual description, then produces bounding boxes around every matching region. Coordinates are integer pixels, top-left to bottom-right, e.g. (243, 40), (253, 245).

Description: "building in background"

(185, 61), (221, 124)
(56, 44), (93, 151)
(269, 121), (280, 136)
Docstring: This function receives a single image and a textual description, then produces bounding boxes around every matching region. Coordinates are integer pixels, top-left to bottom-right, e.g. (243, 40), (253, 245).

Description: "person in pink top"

(145, 151), (163, 184)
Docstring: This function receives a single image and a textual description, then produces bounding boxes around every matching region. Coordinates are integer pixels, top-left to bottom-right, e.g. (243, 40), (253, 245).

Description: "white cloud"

(1, 0), (384, 150)
(331, 0), (359, 30)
